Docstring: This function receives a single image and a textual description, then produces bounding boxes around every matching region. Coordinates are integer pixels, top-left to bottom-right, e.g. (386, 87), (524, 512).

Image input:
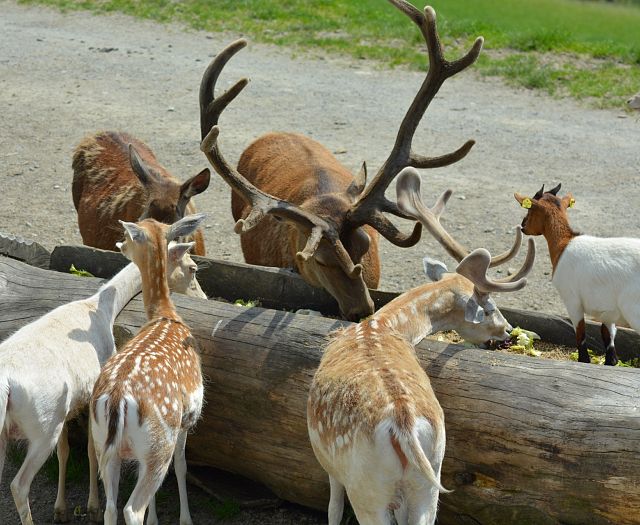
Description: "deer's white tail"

(94, 395), (127, 474)
(400, 430), (450, 494)
(0, 376), (8, 436)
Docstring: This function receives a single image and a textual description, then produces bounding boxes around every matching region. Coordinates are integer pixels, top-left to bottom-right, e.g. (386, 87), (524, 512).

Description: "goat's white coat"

(553, 235), (640, 329)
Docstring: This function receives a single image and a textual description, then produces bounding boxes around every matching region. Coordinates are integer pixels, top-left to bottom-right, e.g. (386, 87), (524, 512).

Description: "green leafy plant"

(234, 299), (260, 308)
(69, 264), (94, 277)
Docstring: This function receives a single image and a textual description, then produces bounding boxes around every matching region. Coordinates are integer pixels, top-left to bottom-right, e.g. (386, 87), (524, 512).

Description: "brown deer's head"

(128, 144), (211, 226)
(198, 3), (523, 320)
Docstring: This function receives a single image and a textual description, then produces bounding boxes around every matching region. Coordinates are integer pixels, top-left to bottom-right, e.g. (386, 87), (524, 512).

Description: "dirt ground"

(1, 1), (640, 523)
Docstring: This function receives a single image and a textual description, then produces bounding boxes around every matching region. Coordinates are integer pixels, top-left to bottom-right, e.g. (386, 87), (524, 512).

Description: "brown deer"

(198, 0), (523, 321)
(72, 131), (211, 255)
(90, 214), (206, 525)
(308, 167), (535, 525)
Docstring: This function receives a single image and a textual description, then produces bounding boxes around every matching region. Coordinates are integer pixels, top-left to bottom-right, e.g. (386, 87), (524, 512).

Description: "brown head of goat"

(198, 1), (523, 321)
(72, 131), (211, 255)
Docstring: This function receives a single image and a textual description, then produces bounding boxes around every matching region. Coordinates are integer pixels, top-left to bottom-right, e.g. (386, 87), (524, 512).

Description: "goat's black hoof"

(605, 354), (619, 366)
(578, 353), (590, 364)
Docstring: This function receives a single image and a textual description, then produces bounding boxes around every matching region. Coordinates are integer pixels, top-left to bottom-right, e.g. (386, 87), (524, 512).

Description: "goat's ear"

(464, 297), (484, 324)
(128, 144), (160, 187)
(168, 242), (195, 263)
(181, 169), (211, 200)
(561, 194), (575, 209)
(119, 220), (147, 244)
(423, 257), (448, 282)
(347, 162), (367, 197)
(166, 213), (207, 242)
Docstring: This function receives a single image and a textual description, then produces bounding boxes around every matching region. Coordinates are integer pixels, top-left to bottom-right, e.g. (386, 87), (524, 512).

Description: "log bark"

(1, 254), (639, 524)
(49, 243), (640, 361)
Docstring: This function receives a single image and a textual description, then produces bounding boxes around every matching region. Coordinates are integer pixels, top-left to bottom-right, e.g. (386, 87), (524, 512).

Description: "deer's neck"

(140, 251), (177, 320)
(543, 215), (579, 272)
(93, 263), (142, 326)
(371, 282), (453, 346)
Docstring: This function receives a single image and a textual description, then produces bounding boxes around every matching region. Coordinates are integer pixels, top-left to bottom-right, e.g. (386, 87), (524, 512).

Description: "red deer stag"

(198, 0), (523, 321)
(72, 131), (211, 255)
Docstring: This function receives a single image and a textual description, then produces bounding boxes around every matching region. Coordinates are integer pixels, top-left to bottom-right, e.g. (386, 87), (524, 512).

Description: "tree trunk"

(1, 254), (639, 525)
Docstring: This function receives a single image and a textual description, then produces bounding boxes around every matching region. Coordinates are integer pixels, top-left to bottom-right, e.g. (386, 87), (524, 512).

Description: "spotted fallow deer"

(307, 168), (535, 525)
(515, 183), (640, 366)
(90, 214), (206, 525)
(0, 241), (203, 525)
(198, 0), (524, 321)
(72, 131), (211, 255)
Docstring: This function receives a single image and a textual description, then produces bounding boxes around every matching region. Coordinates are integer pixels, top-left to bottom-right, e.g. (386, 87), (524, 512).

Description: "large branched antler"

(395, 167), (534, 273)
(198, 42), (363, 278)
(345, 0), (483, 247)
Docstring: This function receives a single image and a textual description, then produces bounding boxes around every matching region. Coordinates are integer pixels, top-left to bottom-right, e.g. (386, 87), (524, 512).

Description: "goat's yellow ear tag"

(521, 197), (532, 209)
(568, 198), (575, 208)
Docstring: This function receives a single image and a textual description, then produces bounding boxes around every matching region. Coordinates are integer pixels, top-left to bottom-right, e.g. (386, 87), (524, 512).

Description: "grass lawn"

(17, 0), (640, 108)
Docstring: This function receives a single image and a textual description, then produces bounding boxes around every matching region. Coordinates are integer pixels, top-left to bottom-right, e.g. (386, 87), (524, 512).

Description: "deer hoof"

(88, 506), (104, 523)
(53, 508), (70, 523)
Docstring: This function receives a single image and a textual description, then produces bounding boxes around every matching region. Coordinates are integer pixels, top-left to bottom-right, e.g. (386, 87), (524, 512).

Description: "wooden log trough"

(1, 232), (639, 525)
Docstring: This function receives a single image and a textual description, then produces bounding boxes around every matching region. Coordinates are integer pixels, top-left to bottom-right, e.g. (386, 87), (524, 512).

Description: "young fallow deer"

(0, 241), (203, 525)
(198, 0), (524, 321)
(72, 131), (211, 255)
(515, 183), (640, 366)
(308, 168), (535, 525)
(90, 214), (206, 525)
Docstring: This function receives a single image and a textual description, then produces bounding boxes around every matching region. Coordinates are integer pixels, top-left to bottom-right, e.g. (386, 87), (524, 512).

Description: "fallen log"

(49, 243), (640, 361)
(1, 253), (638, 525)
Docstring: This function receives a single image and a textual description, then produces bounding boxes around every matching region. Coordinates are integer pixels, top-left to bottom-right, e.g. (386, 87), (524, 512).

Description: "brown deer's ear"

(346, 162), (367, 198)
(129, 144), (161, 187)
(181, 169), (211, 200)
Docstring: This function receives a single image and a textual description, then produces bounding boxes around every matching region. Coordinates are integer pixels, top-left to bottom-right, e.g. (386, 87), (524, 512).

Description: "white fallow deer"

(308, 168), (535, 525)
(72, 131), (211, 256)
(199, 0), (524, 321)
(0, 241), (204, 525)
(90, 214), (206, 525)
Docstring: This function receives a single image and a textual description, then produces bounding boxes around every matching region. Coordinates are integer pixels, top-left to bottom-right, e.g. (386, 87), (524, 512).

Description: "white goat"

(516, 184), (640, 365)
(0, 242), (203, 524)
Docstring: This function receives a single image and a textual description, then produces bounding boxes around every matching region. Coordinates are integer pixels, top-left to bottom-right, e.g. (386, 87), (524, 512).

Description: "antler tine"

(395, 167), (523, 266)
(495, 237), (536, 283)
(201, 126), (329, 235)
(456, 248), (528, 295)
(296, 226), (324, 262)
(346, 1), (483, 244)
(199, 39), (250, 140)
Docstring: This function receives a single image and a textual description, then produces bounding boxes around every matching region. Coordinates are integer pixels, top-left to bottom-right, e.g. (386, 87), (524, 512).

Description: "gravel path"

(1, 1), (639, 522)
